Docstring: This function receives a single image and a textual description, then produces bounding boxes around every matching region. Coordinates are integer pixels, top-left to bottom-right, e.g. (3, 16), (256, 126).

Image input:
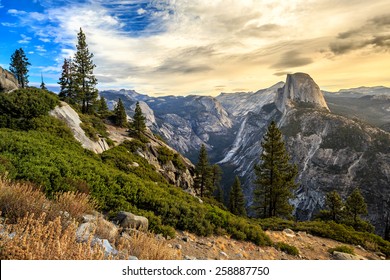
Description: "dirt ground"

(166, 229), (385, 260)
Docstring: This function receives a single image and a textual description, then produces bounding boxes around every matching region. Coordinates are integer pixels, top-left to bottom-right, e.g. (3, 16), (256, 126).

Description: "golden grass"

(0, 177), (96, 224)
(0, 177), (177, 260)
(0, 213), (106, 260)
(116, 231), (176, 260)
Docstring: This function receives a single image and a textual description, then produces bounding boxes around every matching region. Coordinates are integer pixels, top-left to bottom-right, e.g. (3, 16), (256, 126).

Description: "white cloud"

(18, 34), (32, 44)
(137, 8), (146, 15)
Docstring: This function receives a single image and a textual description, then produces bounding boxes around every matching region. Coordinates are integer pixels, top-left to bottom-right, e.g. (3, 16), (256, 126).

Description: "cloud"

(330, 13), (390, 55)
(272, 50), (313, 69)
(18, 34), (32, 44)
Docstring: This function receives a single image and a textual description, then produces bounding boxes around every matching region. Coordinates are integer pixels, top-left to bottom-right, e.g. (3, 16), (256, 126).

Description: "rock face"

(49, 102), (109, 153)
(115, 211), (149, 231)
(275, 73), (329, 113)
(0, 67), (18, 92)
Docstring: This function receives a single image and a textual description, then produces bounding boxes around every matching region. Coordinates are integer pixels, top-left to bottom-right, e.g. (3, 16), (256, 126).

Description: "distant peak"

(275, 73), (330, 113)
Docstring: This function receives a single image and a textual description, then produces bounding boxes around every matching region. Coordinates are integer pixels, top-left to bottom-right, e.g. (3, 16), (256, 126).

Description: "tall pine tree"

(131, 101), (146, 138)
(211, 164), (223, 203)
(73, 28), (98, 113)
(97, 96), (110, 118)
(58, 58), (75, 101)
(346, 188), (367, 225)
(325, 191), (344, 222)
(114, 98), (127, 127)
(9, 48), (30, 88)
(194, 144), (212, 197)
(229, 176), (246, 216)
(253, 120), (298, 218)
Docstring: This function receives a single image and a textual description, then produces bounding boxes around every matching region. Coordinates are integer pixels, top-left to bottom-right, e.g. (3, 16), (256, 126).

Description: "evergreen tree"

(211, 164), (223, 203)
(97, 96), (110, 118)
(9, 48), (30, 88)
(58, 58), (75, 101)
(194, 144), (212, 197)
(114, 98), (127, 127)
(253, 120), (298, 218)
(325, 191), (344, 222)
(229, 176), (247, 216)
(40, 73), (47, 90)
(346, 188), (367, 225)
(131, 101), (146, 137)
(73, 28), (98, 113)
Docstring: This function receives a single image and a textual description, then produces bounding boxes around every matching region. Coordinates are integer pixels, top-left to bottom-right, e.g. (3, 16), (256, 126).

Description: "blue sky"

(1, 0), (390, 95)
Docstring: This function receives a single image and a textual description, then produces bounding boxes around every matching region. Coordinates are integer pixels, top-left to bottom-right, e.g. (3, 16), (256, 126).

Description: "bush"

(328, 245), (354, 255)
(157, 146), (174, 165)
(275, 242), (300, 256)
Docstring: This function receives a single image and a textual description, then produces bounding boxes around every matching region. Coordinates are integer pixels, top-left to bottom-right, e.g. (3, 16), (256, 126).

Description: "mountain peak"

(275, 73), (330, 113)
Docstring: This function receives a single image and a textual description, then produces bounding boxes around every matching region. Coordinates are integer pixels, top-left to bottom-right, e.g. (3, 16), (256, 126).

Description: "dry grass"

(0, 177), (96, 224)
(117, 231), (176, 260)
(0, 213), (106, 260)
(0, 177), (177, 260)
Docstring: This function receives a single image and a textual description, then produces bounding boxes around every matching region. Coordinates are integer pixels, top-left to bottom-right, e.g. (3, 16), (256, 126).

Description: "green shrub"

(157, 146), (174, 165)
(172, 153), (186, 171)
(79, 114), (109, 141)
(328, 245), (354, 255)
(275, 242), (300, 256)
(122, 139), (146, 152)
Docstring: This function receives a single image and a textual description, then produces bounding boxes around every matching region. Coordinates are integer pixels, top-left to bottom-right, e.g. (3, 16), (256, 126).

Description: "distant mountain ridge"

(101, 74), (390, 236)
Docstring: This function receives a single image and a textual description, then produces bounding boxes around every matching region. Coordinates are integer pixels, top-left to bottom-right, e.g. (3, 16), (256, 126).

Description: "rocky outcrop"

(49, 102), (109, 153)
(0, 67), (18, 92)
(275, 73), (329, 113)
(115, 211), (149, 231)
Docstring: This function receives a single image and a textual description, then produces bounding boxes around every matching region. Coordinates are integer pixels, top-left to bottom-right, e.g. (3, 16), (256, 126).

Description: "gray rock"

(184, 255), (196, 260)
(115, 211), (148, 231)
(76, 222), (96, 242)
(275, 72), (330, 113)
(332, 251), (366, 260)
(129, 256), (139, 260)
(175, 244), (182, 250)
(0, 67), (18, 92)
(92, 237), (118, 256)
(50, 102), (109, 154)
(235, 253), (244, 258)
(283, 228), (295, 237)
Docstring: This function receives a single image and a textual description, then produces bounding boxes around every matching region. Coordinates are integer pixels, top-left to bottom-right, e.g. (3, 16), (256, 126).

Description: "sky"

(0, 0), (389, 96)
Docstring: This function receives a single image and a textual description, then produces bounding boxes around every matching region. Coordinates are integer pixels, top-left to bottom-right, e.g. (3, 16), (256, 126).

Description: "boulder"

(76, 222), (96, 242)
(115, 211), (149, 231)
(0, 67), (18, 92)
(332, 251), (366, 260)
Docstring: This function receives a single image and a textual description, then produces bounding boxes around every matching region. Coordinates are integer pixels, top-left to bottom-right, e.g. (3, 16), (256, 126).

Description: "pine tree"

(114, 98), (127, 127)
(229, 176), (247, 216)
(211, 164), (223, 202)
(131, 101), (146, 138)
(194, 144), (212, 197)
(9, 48), (30, 88)
(58, 58), (75, 101)
(73, 28), (98, 113)
(253, 120), (298, 218)
(40, 73), (47, 90)
(325, 191), (344, 222)
(97, 96), (110, 118)
(346, 188), (367, 225)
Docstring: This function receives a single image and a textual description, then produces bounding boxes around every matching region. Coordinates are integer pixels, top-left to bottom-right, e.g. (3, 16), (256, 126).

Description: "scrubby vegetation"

(328, 245), (355, 255)
(275, 242), (299, 256)
(259, 218), (390, 257)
